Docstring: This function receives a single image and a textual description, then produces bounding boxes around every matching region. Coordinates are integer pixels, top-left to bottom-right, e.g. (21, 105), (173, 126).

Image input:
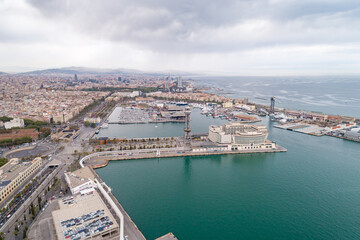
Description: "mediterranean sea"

(192, 76), (360, 118)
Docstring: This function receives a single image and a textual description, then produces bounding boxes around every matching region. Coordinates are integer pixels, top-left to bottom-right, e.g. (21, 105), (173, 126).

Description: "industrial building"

(0, 157), (42, 204)
(208, 122), (275, 150)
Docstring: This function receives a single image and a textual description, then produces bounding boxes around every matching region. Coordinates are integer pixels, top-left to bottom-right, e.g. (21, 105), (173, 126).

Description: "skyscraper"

(177, 76), (183, 88)
(74, 74), (78, 81)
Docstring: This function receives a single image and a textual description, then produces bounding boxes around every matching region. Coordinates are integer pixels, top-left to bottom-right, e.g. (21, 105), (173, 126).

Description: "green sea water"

(96, 114), (360, 240)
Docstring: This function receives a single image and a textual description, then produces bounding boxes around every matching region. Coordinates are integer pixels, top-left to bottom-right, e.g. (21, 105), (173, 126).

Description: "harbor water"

(96, 108), (228, 139)
(96, 116), (360, 239)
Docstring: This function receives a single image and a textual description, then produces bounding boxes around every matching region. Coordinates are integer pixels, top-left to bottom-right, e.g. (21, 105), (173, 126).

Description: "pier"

(80, 146), (287, 169)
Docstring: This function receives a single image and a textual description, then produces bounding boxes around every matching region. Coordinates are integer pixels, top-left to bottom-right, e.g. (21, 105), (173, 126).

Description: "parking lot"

(52, 191), (119, 240)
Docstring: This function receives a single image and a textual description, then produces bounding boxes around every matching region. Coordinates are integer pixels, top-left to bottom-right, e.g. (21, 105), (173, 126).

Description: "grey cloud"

(20, 0), (360, 53)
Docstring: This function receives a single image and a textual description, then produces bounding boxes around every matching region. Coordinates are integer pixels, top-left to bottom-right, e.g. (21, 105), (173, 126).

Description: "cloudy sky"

(1, 0), (360, 75)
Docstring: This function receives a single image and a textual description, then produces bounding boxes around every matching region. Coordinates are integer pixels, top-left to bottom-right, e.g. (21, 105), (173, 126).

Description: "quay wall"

(89, 167), (147, 240)
(82, 146), (287, 169)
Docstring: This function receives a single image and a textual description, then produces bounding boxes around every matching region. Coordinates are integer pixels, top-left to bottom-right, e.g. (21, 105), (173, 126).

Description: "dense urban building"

(0, 157), (42, 204)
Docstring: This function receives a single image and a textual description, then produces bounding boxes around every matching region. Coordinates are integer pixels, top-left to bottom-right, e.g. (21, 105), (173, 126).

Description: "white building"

(113, 91), (141, 98)
(64, 167), (97, 195)
(83, 117), (101, 124)
(208, 122), (276, 150)
(234, 104), (255, 111)
(222, 102), (233, 108)
(4, 118), (25, 129)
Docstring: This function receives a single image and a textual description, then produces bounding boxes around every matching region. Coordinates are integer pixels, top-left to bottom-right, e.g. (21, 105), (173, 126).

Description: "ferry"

(101, 123), (109, 129)
(176, 102), (188, 106)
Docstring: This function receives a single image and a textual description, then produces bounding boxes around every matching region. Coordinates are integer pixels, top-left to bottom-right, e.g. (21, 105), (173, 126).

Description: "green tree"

(37, 196), (42, 209)
(0, 158), (8, 167)
(23, 229), (27, 239)
(14, 225), (19, 236)
(40, 127), (51, 138)
(0, 116), (13, 122)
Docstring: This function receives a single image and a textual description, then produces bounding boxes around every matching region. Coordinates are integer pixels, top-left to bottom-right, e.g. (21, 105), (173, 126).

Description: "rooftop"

(52, 191), (119, 240)
(0, 158), (41, 189)
(65, 166), (95, 189)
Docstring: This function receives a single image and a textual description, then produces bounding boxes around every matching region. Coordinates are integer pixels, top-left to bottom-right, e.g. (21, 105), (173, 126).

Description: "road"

(5, 143), (55, 159)
(27, 198), (59, 240)
(1, 164), (63, 240)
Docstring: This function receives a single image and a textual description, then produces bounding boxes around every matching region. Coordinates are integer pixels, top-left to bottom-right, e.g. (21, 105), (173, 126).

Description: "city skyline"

(1, 0), (360, 75)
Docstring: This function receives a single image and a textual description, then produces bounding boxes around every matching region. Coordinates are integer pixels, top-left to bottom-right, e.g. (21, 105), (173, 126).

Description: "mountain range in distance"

(0, 66), (194, 76)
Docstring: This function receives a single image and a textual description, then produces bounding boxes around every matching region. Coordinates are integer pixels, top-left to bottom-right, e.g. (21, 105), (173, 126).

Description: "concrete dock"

(81, 145), (287, 169)
(273, 123), (326, 136)
(155, 232), (178, 240)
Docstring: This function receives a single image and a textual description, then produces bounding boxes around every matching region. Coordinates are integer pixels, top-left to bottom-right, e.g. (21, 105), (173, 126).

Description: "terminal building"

(0, 157), (42, 204)
(64, 167), (97, 195)
(208, 122), (275, 150)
